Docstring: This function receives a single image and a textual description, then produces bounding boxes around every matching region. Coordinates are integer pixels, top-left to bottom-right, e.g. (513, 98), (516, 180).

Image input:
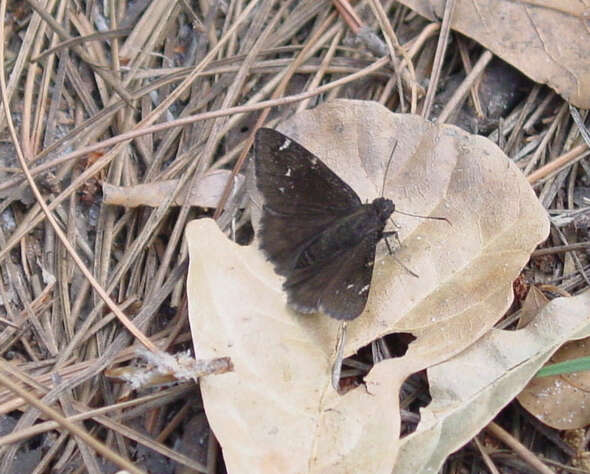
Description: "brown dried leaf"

(103, 171), (244, 208)
(518, 337), (590, 429)
(398, 0), (590, 108)
(395, 290), (590, 473)
(186, 100), (549, 472)
(518, 284), (549, 328)
(105, 352), (232, 389)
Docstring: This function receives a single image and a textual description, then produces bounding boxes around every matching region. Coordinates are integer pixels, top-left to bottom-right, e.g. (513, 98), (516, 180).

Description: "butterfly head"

(372, 197), (395, 221)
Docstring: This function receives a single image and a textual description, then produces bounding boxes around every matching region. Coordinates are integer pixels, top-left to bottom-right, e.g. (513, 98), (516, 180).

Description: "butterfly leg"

(382, 231), (419, 278)
(382, 230), (400, 255)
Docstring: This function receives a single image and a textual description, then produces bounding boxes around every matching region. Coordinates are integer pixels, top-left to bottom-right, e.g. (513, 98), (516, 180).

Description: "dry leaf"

(394, 290), (590, 473)
(188, 218), (405, 472)
(398, 0), (590, 108)
(106, 352), (232, 390)
(518, 337), (590, 429)
(518, 284), (549, 328)
(186, 100), (549, 472)
(103, 170), (244, 208)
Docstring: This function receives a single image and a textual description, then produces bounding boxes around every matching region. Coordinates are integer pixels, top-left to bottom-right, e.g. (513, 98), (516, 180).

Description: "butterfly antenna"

(394, 209), (452, 225)
(380, 140), (398, 197)
(381, 139), (450, 226)
(383, 232), (419, 278)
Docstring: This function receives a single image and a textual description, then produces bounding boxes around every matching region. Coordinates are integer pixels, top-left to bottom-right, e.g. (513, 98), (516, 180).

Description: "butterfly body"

(291, 199), (393, 271)
(254, 128), (395, 320)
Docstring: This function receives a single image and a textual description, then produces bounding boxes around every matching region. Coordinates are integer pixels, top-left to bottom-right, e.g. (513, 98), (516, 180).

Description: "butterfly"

(254, 127), (396, 320)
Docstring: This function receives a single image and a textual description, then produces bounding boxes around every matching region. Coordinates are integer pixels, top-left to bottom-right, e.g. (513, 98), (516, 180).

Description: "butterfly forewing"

(255, 128), (361, 215)
(255, 128), (361, 274)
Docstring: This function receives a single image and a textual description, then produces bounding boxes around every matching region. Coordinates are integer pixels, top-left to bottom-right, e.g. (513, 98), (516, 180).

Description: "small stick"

(532, 241), (590, 257)
(331, 322), (348, 391)
(422, 0), (457, 119)
(486, 422), (554, 474)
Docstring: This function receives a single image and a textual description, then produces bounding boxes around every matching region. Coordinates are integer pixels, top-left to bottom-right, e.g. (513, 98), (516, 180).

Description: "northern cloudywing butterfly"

(254, 127), (395, 321)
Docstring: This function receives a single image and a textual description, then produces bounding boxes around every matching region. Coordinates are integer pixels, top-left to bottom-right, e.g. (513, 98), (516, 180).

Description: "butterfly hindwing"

(319, 233), (378, 320)
(284, 232), (378, 320)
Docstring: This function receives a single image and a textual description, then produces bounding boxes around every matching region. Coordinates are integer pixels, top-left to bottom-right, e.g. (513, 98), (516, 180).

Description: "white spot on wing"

(285, 168), (292, 177)
(279, 187), (285, 193)
(346, 284), (354, 290)
(359, 285), (370, 295)
(279, 138), (292, 151)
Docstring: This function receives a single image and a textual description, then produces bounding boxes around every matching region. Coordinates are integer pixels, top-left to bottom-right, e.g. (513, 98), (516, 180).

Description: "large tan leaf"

(394, 290), (590, 473)
(186, 100), (549, 472)
(398, 0), (590, 108)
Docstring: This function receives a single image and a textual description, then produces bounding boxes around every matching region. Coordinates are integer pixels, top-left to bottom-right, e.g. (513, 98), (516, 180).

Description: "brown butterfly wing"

(255, 128), (362, 276)
(283, 231), (378, 320)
